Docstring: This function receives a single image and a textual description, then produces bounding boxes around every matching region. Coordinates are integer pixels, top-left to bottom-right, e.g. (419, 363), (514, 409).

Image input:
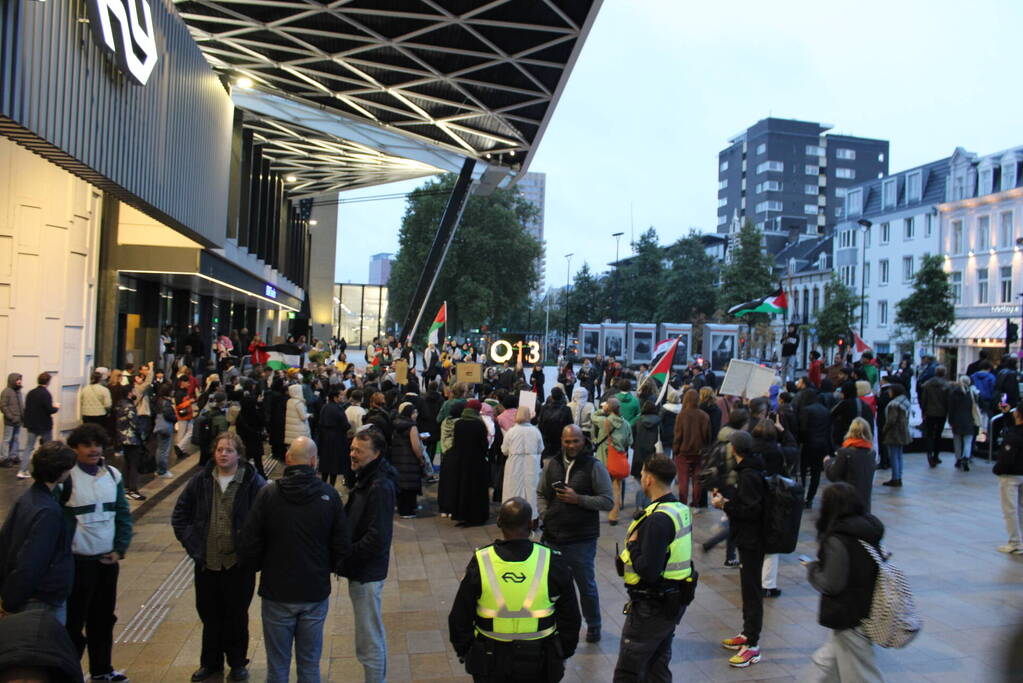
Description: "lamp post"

(564, 252), (573, 355)
(857, 219), (872, 339)
(612, 232), (624, 321)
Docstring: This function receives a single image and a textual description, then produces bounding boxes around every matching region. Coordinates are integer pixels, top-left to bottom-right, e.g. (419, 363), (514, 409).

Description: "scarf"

(842, 437), (873, 450)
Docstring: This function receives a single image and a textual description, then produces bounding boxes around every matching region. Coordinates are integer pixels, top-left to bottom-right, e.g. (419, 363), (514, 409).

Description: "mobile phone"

(798, 554), (814, 565)
(552, 481), (566, 491)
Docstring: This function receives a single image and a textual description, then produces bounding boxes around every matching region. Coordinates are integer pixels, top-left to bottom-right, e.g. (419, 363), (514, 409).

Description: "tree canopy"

(815, 275), (859, 350)
(720, 220), (776, 325)
(658, 230), (719, 321)
(895, 254), (955, 348)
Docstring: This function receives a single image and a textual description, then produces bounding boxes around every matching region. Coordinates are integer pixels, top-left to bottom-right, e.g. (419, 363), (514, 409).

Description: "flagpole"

(443, 300), (447, 345)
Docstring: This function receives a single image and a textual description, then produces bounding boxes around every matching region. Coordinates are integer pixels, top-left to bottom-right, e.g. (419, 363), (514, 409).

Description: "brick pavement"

(3, 448), (1020, 682)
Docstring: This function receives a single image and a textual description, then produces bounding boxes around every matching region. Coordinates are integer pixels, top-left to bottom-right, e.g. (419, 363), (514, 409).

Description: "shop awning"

(941, 317), (1007, 344)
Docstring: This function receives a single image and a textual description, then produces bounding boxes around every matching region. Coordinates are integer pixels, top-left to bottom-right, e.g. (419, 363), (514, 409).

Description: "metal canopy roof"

(174, 0), (601, 191)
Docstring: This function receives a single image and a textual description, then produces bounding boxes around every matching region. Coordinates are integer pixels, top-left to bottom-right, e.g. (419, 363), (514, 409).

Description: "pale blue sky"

(335, 0), (1023, 286)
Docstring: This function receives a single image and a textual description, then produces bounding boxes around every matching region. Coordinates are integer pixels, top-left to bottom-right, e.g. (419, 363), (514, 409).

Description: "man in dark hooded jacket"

(240, 436), (350, 683)
(0, 373), (24, 468)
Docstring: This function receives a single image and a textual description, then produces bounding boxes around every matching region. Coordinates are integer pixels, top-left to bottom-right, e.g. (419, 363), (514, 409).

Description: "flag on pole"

(728, 288), (788, 317)
(653, 338), (674, 357)
(427, 302), (447, 345)
(651, 337), (681, 404)
(852, 331), (872, 354)
(263, 343), (303, 371)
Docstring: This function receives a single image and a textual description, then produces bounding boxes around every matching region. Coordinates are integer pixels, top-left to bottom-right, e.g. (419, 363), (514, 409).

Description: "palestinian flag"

(653, 338), (674, 357)
(263, 343), (302, 370)
(427, 302), (447, 345)
(651, 337), (681, 404)
(728, 288), (788, 317)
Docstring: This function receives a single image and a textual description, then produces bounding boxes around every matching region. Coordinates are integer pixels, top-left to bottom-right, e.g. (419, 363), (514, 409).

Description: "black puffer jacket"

(724, 454), (766, 551)
(799, 401), (833, 452)
(809, 513), (884, 630)
(389, 415), (421, 492)
(342, 456), (398, 583)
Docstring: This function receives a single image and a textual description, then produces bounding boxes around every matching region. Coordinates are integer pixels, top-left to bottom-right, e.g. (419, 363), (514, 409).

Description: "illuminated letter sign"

(87, 0), (159, 85)
(264, 284), (277, 299)
(488, 339), (540, 365)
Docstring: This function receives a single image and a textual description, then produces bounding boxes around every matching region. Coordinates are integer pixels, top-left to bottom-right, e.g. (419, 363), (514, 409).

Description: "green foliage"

(657, 230), (719, 321)
(815, 275), (859, 349)
(895, 254), (955, 344)
(566, 263), (609, 330)
(614, 227), (664, 321)
(387, 175), (542, 339)
(720, 221), (776, 325)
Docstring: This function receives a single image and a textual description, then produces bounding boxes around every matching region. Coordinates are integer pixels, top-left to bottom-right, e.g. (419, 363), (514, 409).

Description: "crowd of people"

(0, 328), (1021, 681)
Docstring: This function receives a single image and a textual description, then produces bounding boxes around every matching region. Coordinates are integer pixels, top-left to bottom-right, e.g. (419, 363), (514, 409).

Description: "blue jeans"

(888, 444), (903, 481)
(261, 598), (328, 682)
(953, 434), (974, 462)
(23, 429), (52, 472)
(348, 580), (387, 683)
(544, 537), (600, 630)
(1, 424), (21, 464)
(155, 432), (173, 474)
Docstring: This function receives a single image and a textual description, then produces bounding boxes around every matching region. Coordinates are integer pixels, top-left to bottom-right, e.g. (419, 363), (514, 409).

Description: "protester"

(500, 407), (543, 521)
(995, 402), (1023, 554)
(673, 389), (711, 510)
(391, 403), (425, 518)
(240, 436), (350, 683)
(61, 423), (133, 682)
(22, 373), (60, 479)
(830, 382), (871, 452)
(539, 387), (573, 460)
(172, 433), (266, 682)
(568, 386), (595, 438)
(591, 397), (632, 525)
(537, 424), (613, 644)
(80, 371), (113, 429)
(451, 399), (491, 526)
(920, 366), (951, 468)
(341, 427), (398, 683)
(315, 387), (350, 488)
(801, 482), (886, 682)
(631, 400), (661, 509)
(448, 498), (580, 682)
(616, 379), (640, 426)
(0, 373), (24, 468)
(880, 383), (911, 488)
(235, 381), (266, 479)
(948, 375), (979, 472)
(825, 417), (876, 513)
(0, 441), (77, 622)
(153, 383), (178, 479)
(283, 382), (311, 447)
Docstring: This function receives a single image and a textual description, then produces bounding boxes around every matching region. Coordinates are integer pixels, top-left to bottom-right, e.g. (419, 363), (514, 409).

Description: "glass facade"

(334, 284), (389, 347)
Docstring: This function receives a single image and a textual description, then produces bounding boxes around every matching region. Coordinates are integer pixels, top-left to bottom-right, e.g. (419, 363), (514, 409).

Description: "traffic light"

(1007, 319), (1019, 345)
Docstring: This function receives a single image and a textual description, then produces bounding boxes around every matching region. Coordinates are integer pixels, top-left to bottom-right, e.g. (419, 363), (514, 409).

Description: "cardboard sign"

(456, 362), (482, 384)
(719, 359), (777, 399)
(518, 389), (537, 415)
(394, 359), (408, 385)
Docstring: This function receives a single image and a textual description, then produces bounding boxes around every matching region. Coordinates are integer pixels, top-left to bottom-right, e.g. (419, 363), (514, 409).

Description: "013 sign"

(87, 0), (160, 85)
(489, 339), (540, 365)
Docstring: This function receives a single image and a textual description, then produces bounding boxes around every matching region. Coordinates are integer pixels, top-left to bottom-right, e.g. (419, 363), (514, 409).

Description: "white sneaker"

(157, 471), (175, 479)
(997, 544), (1020, 553)
(15, 470), (30, 480)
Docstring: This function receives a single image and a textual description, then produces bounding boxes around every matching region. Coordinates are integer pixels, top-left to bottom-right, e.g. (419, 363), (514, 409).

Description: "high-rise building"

(516, 171), (547, 292)
(718, 118), (889, 254)
(368, 252), (394, 285)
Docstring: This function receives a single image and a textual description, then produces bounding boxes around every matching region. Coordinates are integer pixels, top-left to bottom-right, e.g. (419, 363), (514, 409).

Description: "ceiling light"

(236, 76), (254, 89)
(484, 153), (491, 159)
(309, 219), (318, 226)
(286, 175), (297, 182)
(509, 150), (516, 157)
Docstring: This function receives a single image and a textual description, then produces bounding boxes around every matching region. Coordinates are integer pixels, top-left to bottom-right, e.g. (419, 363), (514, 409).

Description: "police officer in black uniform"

(448, 498), (581, 682)
(613, 456), (698, 682)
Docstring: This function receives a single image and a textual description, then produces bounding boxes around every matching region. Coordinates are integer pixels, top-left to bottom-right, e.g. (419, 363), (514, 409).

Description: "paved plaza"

(4, 447), (1019, 682)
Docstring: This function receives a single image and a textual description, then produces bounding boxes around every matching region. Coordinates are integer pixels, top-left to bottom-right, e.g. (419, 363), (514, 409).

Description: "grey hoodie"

(1, 373), (23, 426)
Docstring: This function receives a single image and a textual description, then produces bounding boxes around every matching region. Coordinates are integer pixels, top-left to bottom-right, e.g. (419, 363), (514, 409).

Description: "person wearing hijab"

(451, 399), (490, 526)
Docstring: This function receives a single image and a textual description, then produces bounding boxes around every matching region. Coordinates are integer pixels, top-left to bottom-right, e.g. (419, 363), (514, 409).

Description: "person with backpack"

(880, 384), (912, 488)
(591, 398), (633, 526)
(538, 387), (573, 460)
(800, 481), (886, 682)
(711, 430), (766, 668)
(799, 392), (833, 508)
(700, 408), (747, 568)
(825, 418), (876, 514)
(631, 401), (661, 510)
(948, 375), (980, 472)
(193, 393), (230, 467)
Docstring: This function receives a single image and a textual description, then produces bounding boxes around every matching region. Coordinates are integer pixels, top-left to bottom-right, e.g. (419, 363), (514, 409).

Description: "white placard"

(518, 389), (537, 414)
(719, 359), (777, 399)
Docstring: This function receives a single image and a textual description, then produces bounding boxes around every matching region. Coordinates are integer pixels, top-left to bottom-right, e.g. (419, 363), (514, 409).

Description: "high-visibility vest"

(474, 543), (556, 642)
(620, 501), (693, 584)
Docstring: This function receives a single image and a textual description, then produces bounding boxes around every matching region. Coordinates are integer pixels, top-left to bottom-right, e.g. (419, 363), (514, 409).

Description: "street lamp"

(857, 219), (872, 339)
(612, 232), (624, 321)
(564, 253), (573, 354)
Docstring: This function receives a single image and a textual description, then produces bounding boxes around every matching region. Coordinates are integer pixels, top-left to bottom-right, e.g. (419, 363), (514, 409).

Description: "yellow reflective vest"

(474, 543), (556, 642)
(620, 501), (693, 584)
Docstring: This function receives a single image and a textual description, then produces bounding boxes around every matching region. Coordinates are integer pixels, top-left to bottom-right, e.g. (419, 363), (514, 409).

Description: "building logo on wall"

(86, 0), (159, 85)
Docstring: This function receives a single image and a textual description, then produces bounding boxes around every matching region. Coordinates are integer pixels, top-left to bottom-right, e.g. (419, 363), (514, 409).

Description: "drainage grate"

(115, 556), (193, 644)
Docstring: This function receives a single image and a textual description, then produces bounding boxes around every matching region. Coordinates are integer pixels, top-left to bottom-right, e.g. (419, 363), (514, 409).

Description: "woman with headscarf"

(264, 378), (288, 461)
(437, 402), (465, 518)
(391, 402), (425, 518)
(948, 375), (980, 472)
(316, 386), (351, 487)
(451, 399), (490, 526)
(235, 379), (267, 478)
(567, 386), (595, 438)
(500, 406), (543, 521)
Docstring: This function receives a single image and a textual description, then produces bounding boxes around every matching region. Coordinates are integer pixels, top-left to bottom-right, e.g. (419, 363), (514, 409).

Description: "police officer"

(448, 497), (581, 682)
(613, 455), (698, 682)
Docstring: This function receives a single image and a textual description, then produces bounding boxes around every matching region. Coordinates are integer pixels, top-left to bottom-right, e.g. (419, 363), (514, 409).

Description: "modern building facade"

(718, 118), (889, 255)
(516, 171), (547, 292)
(368, 253), (394, 286)
(834, 157), (950, 358)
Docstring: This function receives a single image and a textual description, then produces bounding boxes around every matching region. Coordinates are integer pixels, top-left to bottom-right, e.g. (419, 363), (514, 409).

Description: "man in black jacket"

(0, 441), (76, 622)
(22, 373), (60, 479)
(341, 427), (397, 683)
(712, 431), (766, 669)
(240, 436), (350, 683)
(172, 433), (266, 682)
(799, 393), (833, 509)
(448, 498), (580, 682)
(996, 402), (1023, 554)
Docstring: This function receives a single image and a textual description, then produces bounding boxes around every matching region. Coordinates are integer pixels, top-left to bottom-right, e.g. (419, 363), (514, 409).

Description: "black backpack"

(191, 412), (213, 450)
(698, 441), (730, 491)
(762, 473), (804, 554)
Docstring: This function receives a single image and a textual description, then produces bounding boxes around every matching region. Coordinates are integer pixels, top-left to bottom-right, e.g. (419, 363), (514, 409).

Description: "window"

(951, 271), (963, 304)
(720, 160), (729, 173)
(861, 300), (869, 326)
(864, 225), (871, 247)
(804, 204), (819, 215)
(805, 165), (820, 176)
(806, 145), (825, 156)
(879, 300), (888, 327)
(835, 207), (845, 218)
(879, 259), (890, 284)
(1001, 211), (1014, 247)
(804, 184), (819, 195)
(836, 148), (856, 160)
(902, 256), (914, 282)
(838, 229), (858, 249)
(754, 200), (783, 213)
(882, 179), (897, 209)
(1001, 266), (1014, 303)
(977, 215), (990, 251)
(904, 216), (915, 240)
(756, 143), (766, 155)
(756, 160), (783, 174)
(817, 253), (828, 270)
(717, 197), (728, 208)
(847, 188), (863, 216)
(717, 214), (728, 226)
(977, 268), (989, 304)
(834, 187), (849, 198)
(755, 180), (781, 193)
(979, 167), (994, 195)
(718, 179), (728, 190)
(864, 262), (870, 287)
(836, 168), (855, 180)
(925, 212), (933, 238)
(952, 220), (963, 254)
(1003, 162), (1018, 191)
(880, 222), (890, 244)
(839, 265), (856, 287)
(906, 171), (922, 202)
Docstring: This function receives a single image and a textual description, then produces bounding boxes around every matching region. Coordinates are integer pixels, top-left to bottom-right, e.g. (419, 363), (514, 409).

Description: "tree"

(616, 227), (663, 321)
(657, 230), (719, 321)
(720, 220), (776, 326)
(387, 175), (542, 339)
(566, 263), (609, 330)
(895, 254), (955, 353)
(815, 275), (860, 351)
